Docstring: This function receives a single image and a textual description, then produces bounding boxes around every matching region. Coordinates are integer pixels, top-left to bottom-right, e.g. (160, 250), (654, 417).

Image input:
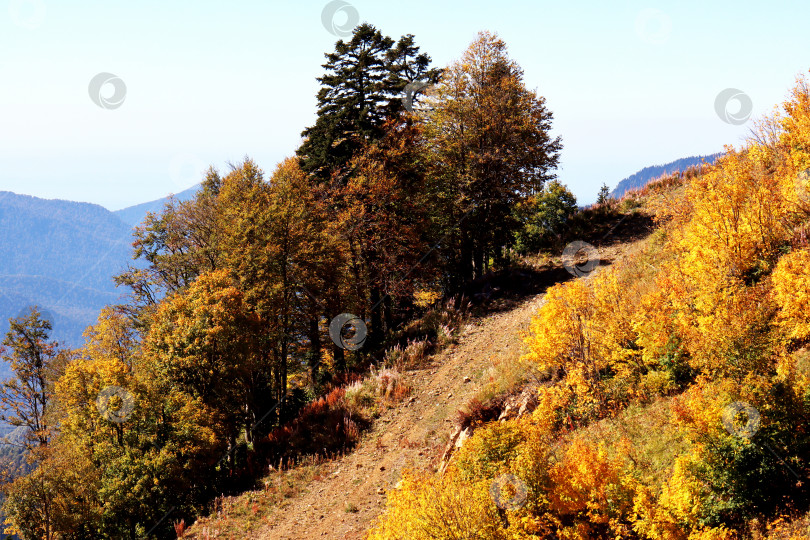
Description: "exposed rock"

(456, 427), (471, 449)
(517, 395), (532, 417)
(498, 385), (540, 422)
(498, 404), (515, 422)
(437, 426), (462, 474)
(438, 425), (473, 475)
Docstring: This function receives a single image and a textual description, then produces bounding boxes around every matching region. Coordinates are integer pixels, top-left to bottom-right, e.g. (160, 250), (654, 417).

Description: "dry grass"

(184, 460), (328, 538)
(383, 338), (432, 371)
(760, 512), (810, 539)
(345, 365), (411, 417)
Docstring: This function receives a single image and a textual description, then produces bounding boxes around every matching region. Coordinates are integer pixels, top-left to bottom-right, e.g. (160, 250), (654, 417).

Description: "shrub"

(773, 248), (810, 345)
(454, 421), (524, 480)
(547, 437), (634, 537)
(513, 179), (578, 254)
(260, 388), (369, 462)
(366, 471), (507, 540)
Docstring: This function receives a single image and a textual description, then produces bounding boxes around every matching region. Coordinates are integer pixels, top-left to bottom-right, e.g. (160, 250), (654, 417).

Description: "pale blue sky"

(1, 0), (808, 209)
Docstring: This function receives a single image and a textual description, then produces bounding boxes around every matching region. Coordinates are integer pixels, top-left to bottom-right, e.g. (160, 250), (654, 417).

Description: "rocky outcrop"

(438, 384), (539, 474)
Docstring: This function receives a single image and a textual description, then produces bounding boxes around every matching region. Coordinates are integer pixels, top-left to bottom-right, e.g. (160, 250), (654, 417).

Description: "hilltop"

(610, 153), (722, 198)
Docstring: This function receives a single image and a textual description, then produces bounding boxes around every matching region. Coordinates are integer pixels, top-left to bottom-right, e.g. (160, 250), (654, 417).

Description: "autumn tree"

(33, 307), (221, 538)
(81, 306), (139, 369)
(115, 167), (223, 326)
(331, 118), (440, 352)
(0, 307), (63, 453)
(145, 269), (256, 471)
(513, 179), (578, 253)
(423, 31), (562, 285)
(217, 158), (340, 410)
(0, 309), (82, 539)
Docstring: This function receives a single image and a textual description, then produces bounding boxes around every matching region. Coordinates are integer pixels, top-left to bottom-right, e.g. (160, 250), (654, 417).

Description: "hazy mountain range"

(113, 183), (199, 227)
(0, 186), (200, 380)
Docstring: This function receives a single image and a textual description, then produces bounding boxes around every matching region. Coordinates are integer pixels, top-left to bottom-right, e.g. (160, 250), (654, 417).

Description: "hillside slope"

(184, 219), (650, 540)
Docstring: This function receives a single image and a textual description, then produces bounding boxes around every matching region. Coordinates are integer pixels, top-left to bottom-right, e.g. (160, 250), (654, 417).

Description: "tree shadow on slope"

(466, 211), (656, 316)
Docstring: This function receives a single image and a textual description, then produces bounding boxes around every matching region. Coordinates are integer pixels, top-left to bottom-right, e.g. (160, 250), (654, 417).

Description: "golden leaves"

(772, 248), (810, 344)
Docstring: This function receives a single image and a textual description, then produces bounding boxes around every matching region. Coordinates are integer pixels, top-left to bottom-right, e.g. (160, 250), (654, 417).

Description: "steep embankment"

(259, 288), (550, 540)
(185, 216), (651, 540)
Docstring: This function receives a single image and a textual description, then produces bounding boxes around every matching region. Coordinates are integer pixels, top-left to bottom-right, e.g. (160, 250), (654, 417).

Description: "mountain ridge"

(610, 153), (722, 198)
(113, 184), (200, 226)
(0, 191), (134, 360)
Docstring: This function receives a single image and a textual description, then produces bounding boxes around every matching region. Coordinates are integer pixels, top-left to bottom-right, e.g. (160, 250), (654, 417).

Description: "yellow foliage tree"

(547, 437), (634, 539)
(772, 248), (810, 344)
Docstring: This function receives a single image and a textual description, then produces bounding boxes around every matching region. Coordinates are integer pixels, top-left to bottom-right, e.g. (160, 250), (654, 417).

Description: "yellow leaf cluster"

(772, 248), (810, 343)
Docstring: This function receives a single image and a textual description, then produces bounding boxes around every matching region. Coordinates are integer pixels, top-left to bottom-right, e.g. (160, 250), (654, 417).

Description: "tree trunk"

(308, 315), (321, 382)
(383, 295), (393, 335)
(459, 235), (474, 286)
(334, 342), (346, 374)
(370, 287), (382, 349)
(473, 243), (484, 280)
(227, 432), (236, 474)
(281, 337), (288, 413)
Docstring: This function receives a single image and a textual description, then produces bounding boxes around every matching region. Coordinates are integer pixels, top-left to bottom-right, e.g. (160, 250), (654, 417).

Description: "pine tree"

(386, 34), (441, 116)
(597, 183), (611, 205)
(297, 24), (440, 182)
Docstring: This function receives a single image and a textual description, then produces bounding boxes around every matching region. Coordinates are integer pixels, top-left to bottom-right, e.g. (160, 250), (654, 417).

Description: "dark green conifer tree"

(297, 24), (440, 183)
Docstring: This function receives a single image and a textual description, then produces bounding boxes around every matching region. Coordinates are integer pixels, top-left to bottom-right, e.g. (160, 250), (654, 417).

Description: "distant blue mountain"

(0, 191), (136, 363)
(610, 153), (723, 198)
(114, 184), (200, 227)
(0, 184), (203, 364)
(0, 184), (202, 363)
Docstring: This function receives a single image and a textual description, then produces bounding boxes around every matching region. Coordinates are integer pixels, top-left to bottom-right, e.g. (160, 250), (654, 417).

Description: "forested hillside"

(0, 27), (565, 539)
(0, 184), (198, 359)
(0, 192), (133, 354)
(3, 17), (810, 540)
